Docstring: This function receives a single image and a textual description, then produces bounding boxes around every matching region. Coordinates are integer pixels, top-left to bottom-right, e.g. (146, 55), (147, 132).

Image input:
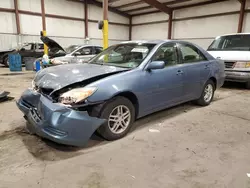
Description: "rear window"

(208, 35), (250, 51)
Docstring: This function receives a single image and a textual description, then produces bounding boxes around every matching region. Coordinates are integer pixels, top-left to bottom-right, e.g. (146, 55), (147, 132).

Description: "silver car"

(54, 44), (103, 64)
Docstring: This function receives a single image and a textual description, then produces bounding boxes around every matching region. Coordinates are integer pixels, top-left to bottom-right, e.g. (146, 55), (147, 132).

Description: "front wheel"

(196, 80), (215, 106)
(97, 96), (135, 141)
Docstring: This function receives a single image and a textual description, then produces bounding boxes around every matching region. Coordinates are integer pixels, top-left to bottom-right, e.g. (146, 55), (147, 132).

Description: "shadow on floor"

(222, 81), (247, 90)
(1, 82), (246, 162)
(0, 101), (197, 162)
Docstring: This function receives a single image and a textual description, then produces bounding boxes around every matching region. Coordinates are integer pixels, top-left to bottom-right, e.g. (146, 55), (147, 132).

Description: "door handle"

(205, 65), (210, 69)
(176, 70), (183, 75)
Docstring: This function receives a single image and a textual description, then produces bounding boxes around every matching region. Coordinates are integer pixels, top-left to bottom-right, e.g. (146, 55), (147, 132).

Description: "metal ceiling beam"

(125, 0), (191, 13)
(114, 1), (144, 9)
(88, 0), (131, 18)
(132, 0), (230, 16)
(141, 0), (172, 14)
(173, 0), (230, 10)
(108, 0), (120, 3)
(67, 0), (130, 18)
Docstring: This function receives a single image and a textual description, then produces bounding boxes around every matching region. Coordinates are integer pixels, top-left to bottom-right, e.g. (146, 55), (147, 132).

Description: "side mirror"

(74, 52), (81, 56)
(147, 61), (165, 70)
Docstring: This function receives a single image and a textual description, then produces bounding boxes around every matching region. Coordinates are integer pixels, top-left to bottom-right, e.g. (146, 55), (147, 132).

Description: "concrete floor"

(0, 67), (250, 188)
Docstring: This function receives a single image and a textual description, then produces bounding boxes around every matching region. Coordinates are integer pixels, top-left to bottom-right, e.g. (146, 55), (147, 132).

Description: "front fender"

(86, 69), (139, 102)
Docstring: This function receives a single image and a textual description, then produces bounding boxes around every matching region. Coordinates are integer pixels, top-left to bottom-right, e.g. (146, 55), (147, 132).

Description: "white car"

(207, 33), (250, 89)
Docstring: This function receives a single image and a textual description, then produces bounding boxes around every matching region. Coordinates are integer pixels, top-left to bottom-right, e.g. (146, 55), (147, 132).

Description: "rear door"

(177, 43), (211, 100)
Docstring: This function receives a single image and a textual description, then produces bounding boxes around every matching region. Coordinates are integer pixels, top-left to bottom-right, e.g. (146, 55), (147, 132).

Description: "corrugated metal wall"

(132, 0), (250, 49)
(0, 0), (130, 50)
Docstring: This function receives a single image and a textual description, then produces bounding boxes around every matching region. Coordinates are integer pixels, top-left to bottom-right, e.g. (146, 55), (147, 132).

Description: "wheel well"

(209, 77), (217, 89)
(114, 92), (139, 118)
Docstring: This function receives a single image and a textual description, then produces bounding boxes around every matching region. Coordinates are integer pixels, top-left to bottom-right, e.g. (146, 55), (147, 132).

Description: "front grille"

(40, 88), (54, 96)
(224, 61), (236, 69)
(21, 99), (35, 108)
(30, 108), (42, 123)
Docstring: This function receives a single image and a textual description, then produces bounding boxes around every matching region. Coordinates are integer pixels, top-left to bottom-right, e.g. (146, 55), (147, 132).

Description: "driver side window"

(151, 43), (178, 67)
(75, 47), (93, 56)
(22, 44), (32, 50)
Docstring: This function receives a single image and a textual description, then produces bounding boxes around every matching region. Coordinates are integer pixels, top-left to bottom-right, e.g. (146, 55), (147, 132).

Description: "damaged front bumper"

(16, 89), (106, 147)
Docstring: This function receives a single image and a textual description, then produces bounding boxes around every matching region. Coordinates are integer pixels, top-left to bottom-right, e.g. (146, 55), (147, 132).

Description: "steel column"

(14, 0), (20, 34)
(103, 0), (109, 49)
(168, 11), (173, 39)
(237, 0), (246, 33)
(84, 0), (88, 38)
(41, 0), (48, 55)
(129, 17), (132, 40)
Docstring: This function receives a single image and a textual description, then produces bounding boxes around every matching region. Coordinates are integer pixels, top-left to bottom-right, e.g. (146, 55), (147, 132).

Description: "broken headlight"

(59, 87), (97, 105)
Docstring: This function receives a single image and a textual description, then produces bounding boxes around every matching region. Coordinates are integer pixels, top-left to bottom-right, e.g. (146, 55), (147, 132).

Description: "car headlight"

(234, 62), (250, 68)
(59, 87), (97, 105)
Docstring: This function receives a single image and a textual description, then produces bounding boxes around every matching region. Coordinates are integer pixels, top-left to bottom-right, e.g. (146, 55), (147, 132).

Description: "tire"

(97, 96), (135, 141)
(196, 80), (215, 106)
(3, 56), (9, 67)
(246, 82), (250, 89)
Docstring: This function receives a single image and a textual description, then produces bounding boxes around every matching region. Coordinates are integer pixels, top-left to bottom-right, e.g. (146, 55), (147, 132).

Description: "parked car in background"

(33, 37), (102, 69)
(207, 33), (250, 88)
(0, 37), (67, 67)
(17, 40), (225, 146)
(51, 44), (103, 64)
(0, 42), (45, 66)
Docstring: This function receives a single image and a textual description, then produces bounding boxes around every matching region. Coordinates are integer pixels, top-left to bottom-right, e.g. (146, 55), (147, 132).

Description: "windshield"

(208, 35), (250, 51)
(65, 45), (81, 54)
(88, 43), (156, 68)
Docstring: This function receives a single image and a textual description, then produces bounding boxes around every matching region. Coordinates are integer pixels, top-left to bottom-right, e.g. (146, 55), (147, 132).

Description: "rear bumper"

(225, 71), (250, 83)
(16, 89), (106, 147)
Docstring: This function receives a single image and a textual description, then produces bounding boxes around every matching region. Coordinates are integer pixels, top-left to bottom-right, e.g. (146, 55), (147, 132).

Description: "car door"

(93, 46), (103, 55)
(177, 43), (211, 100)
(19, 43), (33, 57)
(73, 46), (95, 63)
(139, 42), (184, 113)
(33, 43), (44, 58)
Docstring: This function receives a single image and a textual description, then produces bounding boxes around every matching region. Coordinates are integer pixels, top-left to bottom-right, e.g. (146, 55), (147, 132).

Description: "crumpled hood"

(34, 63), (127, 91)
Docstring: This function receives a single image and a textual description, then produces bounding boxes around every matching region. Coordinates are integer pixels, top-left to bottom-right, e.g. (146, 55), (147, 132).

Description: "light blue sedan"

(17, 40), (225, 146)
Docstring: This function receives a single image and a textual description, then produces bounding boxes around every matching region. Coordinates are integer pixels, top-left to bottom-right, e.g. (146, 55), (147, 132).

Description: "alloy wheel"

(108, 105), (131, 134)
(204, 84), (213, 103)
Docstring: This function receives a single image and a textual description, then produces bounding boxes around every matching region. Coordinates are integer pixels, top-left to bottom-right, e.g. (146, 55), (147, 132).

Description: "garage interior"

(0, 0), (250, 187)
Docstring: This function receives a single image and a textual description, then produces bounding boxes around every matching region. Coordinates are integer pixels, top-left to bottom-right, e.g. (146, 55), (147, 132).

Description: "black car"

(0, 37), (66, 67)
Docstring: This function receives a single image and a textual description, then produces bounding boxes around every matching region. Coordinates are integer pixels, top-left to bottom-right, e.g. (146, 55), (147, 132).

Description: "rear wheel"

(196, 80), (215, 106)
(97, 96), (135, 141)
(3, 56), (9, 67)
(246, 82), (250, 89)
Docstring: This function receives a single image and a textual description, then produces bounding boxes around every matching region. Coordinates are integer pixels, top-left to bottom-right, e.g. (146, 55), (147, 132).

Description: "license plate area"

(30, 108), (41, 123)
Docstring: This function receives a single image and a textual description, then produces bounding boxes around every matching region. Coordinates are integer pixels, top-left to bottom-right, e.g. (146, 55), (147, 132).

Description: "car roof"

(120, 40), (195, 45)
(121, 40), (169, 44)
(216, 33), (250, 37)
